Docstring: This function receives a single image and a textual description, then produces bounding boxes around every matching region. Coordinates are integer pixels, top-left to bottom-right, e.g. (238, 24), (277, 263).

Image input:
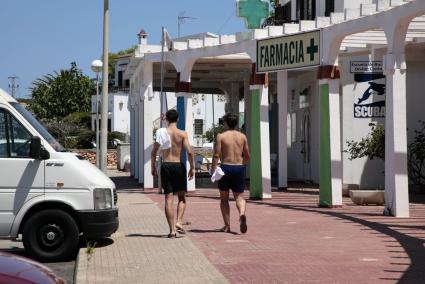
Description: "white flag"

(163, 28), (173, 51)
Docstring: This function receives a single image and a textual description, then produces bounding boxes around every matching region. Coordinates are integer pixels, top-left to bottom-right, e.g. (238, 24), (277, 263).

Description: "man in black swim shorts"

(151, 110), (194, 238)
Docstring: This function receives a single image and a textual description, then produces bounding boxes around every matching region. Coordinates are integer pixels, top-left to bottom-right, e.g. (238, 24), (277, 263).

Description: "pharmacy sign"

(257, 30), (321, 73)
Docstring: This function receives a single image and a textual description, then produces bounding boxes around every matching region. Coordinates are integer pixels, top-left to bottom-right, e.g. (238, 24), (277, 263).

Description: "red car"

(0, 252), (65, 284)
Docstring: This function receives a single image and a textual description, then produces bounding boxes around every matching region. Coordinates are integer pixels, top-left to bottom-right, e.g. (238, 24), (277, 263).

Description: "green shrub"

(109, 131), (125, 142)
(346, 121), (425, 188)
(203, 124), (225, 143)
(408, 121), (425, 186)
(346, 123), (385, 160)
(64, 112), (91, 129)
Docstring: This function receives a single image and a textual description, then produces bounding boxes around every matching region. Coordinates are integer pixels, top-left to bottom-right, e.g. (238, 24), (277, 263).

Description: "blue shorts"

(218, 164), (246, 193)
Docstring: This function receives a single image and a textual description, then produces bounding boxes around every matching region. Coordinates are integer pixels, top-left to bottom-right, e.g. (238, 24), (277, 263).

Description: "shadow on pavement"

(189, 229), (239, 235)
(126, 233), (184, 239)
(189, 189), (425, 283)
(110, 175), (142, 190)
(229, 194), (425, 283)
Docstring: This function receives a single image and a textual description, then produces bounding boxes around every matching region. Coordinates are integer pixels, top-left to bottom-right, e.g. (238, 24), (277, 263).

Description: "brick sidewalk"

(147, 188), (425, 283)
(76, 184), (228, 283)
(77, 171), (425, 283)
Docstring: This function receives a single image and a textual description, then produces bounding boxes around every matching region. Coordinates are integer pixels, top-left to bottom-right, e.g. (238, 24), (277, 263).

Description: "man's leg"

(233, 192), (246, 217)
(176, 191), (186, 232)
(165, 193), (176, 235)
(220, 190), (231, 231)
(233, 191), (247, 234)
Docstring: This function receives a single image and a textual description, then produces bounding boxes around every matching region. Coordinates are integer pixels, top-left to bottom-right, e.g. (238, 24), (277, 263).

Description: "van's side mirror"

(30, 137), (50, 160)
(41, 148), (50, 160)
(30, 137), (41, 159)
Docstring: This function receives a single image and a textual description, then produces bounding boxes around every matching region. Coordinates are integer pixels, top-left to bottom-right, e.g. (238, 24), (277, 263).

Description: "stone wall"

(73, 150), (118, 169)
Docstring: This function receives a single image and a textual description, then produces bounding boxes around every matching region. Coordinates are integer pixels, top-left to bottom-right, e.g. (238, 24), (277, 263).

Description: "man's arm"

(242, 135), (250, 164)
(151, 142), (160, 176)
(211, 134), (222, 173)
(183, 132), (195, 180)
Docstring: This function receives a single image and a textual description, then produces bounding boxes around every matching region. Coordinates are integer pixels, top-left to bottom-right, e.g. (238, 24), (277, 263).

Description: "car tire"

(22, 209), (79, 262)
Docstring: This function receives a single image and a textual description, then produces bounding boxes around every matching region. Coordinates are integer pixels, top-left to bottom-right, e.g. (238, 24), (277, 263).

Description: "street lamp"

(100, 0), (109, 172)
(91, 59), (103, 168)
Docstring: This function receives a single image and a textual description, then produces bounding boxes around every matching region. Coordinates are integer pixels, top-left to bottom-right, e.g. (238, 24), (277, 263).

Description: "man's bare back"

(216, 130), (250, 165)
(161, 127), (190, 163)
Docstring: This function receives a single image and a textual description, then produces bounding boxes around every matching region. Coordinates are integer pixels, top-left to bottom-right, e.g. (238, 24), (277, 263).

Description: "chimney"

(138, 29), (148, 45)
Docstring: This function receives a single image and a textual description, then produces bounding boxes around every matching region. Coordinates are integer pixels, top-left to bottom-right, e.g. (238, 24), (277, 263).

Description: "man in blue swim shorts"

(211, 113), (250, 234)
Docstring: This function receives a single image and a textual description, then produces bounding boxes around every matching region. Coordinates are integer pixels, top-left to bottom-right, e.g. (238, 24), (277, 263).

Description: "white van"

(0, 89), (118, 261)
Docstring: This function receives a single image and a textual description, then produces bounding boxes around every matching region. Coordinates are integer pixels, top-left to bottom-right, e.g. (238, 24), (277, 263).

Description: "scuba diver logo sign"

(353, 73), (386, 118)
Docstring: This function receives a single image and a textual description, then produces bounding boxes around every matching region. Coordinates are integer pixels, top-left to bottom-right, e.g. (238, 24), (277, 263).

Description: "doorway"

(301, 111), (312, 182)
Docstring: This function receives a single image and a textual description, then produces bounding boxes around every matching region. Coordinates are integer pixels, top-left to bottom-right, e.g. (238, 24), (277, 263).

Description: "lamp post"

(100, 0), (109, 172)
(91, 59), (103, 168)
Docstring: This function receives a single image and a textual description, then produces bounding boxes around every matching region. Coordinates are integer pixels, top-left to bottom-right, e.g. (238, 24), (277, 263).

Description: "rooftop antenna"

(178, 11), (196, 38)
(8, 75), (19, 98)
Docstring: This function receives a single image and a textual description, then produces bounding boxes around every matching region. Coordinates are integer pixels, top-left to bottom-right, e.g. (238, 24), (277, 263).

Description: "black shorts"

(160, 162), (187, 194)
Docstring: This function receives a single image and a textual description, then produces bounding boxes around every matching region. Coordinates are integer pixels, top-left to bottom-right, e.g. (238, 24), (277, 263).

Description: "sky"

(0, 0), (248, 98)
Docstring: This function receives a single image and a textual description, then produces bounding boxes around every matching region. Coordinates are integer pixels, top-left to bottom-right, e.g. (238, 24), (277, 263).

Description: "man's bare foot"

(219, 226), (231, 233)
(240, 215), (247, 234)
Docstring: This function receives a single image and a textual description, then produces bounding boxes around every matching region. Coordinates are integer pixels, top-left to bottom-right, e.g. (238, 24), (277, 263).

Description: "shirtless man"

(211, 113), (250, 234)
(151, 109), (194, 238)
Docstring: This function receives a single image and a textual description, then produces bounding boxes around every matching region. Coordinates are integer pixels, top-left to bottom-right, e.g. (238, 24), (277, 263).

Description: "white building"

(126, 0), (425, 218)
(91, 92), (130, 134)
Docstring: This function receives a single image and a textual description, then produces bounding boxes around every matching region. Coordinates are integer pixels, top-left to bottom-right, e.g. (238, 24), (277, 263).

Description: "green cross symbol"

(237, 0), (270, 30)
(306, 38), (319, 61)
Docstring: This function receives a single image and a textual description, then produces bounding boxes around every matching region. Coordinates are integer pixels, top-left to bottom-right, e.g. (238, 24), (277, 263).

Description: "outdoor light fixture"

(91, 59), (103, 169)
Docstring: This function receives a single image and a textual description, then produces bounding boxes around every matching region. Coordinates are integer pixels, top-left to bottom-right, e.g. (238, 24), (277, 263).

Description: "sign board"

(350, 61), (383, 74)
(353, 73), (386, 118)
(257, 30), (321, 73)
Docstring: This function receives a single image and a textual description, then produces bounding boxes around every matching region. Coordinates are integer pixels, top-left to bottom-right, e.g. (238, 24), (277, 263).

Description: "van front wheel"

(22, 209), (79, 262)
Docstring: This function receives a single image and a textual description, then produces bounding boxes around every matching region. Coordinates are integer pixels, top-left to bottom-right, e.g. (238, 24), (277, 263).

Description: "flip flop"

(167, 233), (177, 238)
(219, 226), (231, 233)
(176, 226), (186, 234)
(240, 215), (247, 234)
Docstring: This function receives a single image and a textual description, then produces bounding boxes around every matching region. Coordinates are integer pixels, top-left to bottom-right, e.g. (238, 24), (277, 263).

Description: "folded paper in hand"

(211, 167), (225, 182)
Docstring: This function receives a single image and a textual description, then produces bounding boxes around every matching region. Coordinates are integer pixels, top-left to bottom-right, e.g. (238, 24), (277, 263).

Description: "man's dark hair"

(166, 109), (179, 123)
(223, 113), (238, 129)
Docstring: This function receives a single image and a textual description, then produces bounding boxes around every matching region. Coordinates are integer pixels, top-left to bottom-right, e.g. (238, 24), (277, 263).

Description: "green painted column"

(319, 83), (333, 206)
(249, 88), (263, 199)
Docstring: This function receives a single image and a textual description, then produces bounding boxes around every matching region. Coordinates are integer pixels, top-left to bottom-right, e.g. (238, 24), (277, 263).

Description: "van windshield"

(11, 102), (65, 152)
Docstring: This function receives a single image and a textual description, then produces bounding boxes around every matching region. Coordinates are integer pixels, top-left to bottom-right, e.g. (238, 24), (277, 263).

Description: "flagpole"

(158, 27), (166, 194)
(160, 26), (165, 128)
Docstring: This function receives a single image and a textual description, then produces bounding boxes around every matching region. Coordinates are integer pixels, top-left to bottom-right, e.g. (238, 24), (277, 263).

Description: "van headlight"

(94, 188), (113, 210)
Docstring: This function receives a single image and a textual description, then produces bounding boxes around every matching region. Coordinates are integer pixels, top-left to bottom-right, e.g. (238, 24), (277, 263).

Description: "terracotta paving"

(146, 186), (425, 284)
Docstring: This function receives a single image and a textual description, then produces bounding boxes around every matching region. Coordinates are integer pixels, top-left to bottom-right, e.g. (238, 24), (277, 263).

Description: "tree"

(29, 62), (95, 119)
(203, 124), (225, 143)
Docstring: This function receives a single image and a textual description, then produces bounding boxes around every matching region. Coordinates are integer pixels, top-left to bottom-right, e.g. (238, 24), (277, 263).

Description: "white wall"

(112, 93), (130, 134)
(406, 50), (425, 144)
